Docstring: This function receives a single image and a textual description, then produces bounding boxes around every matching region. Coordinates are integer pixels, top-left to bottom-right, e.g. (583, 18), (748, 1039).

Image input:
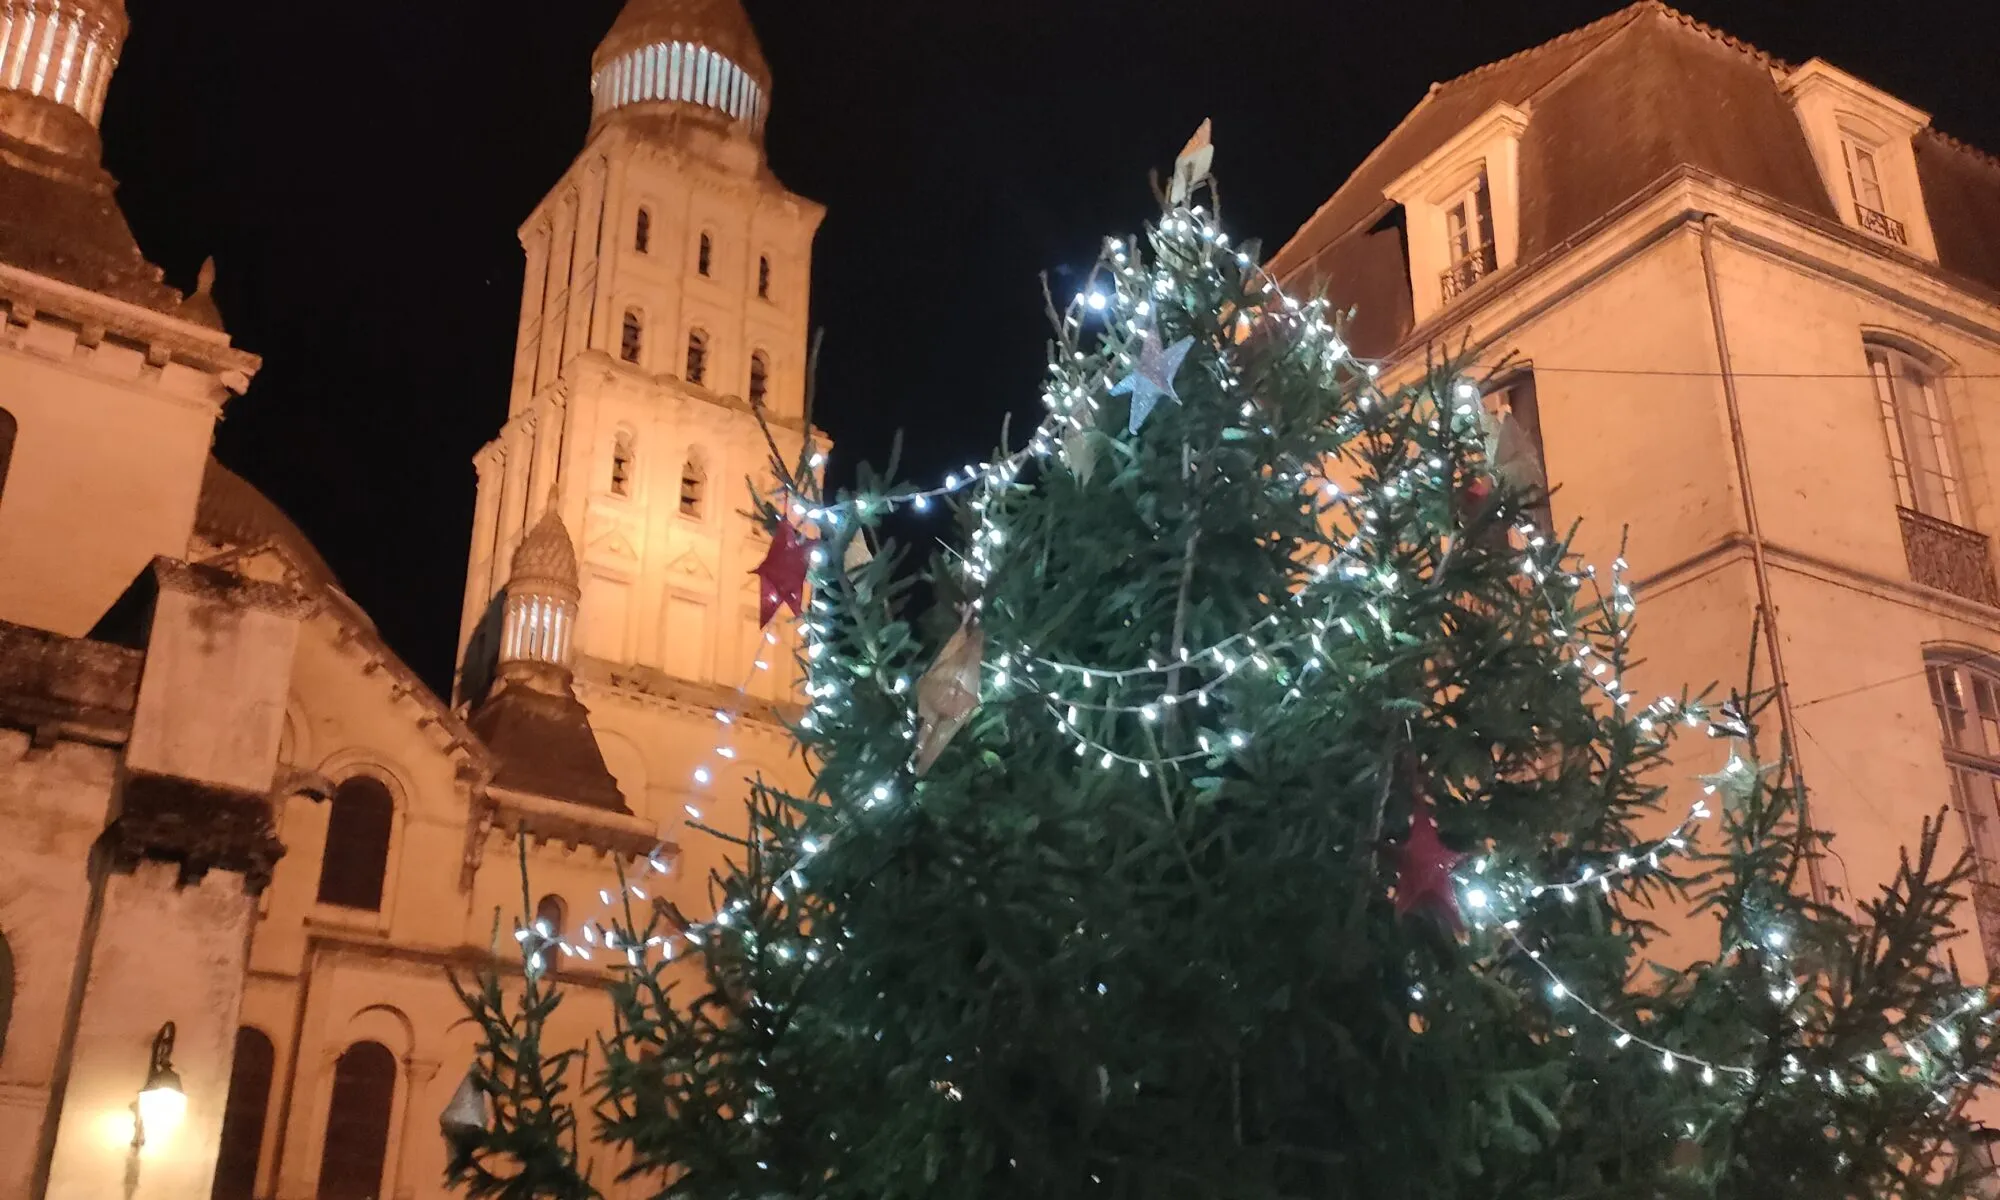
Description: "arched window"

(749, 351), (770, 406)
(685, 329), (709, 386)
(0, 406), (17, 509)
(0, 928), (14, 1064)
(317, 777), (393, 911)
(1928, 653), (2000, 872)
(697, 233), (713, 277)
(634, 207), (652, 254)
(757, 256), (771, 299)
(680, 451), (708, 520)
(316, 1041), (396, 1200)
(611, 430), (636, 497)
(1871, 341), (1965, 525)
(621, 310), (644, 365)
(534, 894), (566, 939)
(211, 1027), (275, 1200)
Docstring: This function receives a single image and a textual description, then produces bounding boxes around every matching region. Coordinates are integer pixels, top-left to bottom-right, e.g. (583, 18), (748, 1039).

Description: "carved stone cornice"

(99, 769), (286, 895)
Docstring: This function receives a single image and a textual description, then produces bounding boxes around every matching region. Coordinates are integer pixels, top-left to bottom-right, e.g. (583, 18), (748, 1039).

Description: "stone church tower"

(457, 0), (822, 894)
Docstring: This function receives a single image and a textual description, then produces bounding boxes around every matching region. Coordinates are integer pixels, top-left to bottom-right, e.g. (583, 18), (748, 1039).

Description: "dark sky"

(104, 0), (1992, 695)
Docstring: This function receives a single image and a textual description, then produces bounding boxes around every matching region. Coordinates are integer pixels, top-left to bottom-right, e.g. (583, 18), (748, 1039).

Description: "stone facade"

(1, 2), (815, 1198)
(1274, 0), (2000, 998)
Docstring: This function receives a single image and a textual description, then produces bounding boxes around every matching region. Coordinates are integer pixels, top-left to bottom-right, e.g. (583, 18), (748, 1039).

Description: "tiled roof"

(467, 682), (631, 814)
(0, 131), (220, 328)
(1271, 2), (2000, 356)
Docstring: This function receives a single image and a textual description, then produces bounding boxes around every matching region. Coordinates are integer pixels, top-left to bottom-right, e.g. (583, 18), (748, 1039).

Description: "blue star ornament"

(1111, 332), (1195, 433)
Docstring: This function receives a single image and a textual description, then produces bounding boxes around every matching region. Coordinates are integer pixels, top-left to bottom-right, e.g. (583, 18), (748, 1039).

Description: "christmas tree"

(449, 154), (2000, 1199)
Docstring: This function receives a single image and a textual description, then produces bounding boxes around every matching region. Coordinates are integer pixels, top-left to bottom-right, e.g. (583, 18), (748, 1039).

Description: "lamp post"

(132, 1022), (186, 1151)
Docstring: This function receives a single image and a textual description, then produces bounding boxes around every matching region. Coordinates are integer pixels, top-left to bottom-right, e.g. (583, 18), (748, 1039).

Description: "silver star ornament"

(1111, 331), (1196, 433)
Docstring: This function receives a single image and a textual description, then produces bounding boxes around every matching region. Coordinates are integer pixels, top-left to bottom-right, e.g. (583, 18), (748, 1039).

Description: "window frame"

(1868, 339), (1967, 526)
(757, 255), (772, 299)
(679, 449), (709, 521)
(315, 775), (395, 913)
(634, 206), (652, 254)
(749, 349), (770, 406)
(685, 328), (709, 387)
(0, 405), (17, 509)
(1928, 655), (2000, 879)
(1439, 167), (1497, 301)
(620, 309), (645, 366)
(697, 232), (714, 277)
(610, 428), (637, 498)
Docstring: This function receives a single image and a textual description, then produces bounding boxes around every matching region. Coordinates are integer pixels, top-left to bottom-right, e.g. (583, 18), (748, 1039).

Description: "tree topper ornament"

(1168, 119), (1215, 207)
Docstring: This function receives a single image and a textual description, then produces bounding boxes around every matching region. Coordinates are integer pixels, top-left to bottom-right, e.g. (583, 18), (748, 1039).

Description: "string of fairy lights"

(510, 202), (1992, 1111)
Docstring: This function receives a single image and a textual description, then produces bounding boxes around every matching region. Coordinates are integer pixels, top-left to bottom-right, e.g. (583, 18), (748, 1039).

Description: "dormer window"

(1383, 103), (1529, 323)
(1441, 171), (1497, 301)
(1841, 133), (1907, 244)
(1781, 59), (1935, 259)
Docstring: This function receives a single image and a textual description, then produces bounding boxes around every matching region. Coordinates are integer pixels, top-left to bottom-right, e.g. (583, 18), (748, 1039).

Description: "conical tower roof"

(594, 0), (768, 86)
(508, 505), (580, 595)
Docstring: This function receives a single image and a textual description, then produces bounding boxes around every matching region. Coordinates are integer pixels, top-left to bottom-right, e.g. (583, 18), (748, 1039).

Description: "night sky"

(101, 0), (1992, 695)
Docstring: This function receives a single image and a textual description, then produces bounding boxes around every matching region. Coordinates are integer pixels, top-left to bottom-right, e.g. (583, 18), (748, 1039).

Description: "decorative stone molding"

(99, 769), (285, 894)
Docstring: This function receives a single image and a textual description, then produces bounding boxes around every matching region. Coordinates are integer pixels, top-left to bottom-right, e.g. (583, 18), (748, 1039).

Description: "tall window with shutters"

(1440, 170), (1497, 301)
(1928, 656), (2000, 876)
(1871, 342), (1965, 525)
(211, 1027), (275, 1200)
(316, 1042), (396, 1200)
(316, 777), (393, 911)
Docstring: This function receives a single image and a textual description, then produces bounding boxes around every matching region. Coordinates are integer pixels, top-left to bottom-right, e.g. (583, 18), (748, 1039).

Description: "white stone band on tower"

(589, 40), (766, 130)
(0, 0), (119, 125)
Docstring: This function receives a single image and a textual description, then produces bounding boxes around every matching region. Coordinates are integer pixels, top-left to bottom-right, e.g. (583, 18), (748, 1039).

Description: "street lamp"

(133, 1022), (185, 1150)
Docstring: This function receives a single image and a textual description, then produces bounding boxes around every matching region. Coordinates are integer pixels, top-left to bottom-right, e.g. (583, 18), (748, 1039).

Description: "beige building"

(1, 1), (815, 1197)
(1274, 2), (2000, 969)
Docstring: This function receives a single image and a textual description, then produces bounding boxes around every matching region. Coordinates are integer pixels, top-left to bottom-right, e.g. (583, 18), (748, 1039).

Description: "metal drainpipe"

(1698, 214), (1828, 903)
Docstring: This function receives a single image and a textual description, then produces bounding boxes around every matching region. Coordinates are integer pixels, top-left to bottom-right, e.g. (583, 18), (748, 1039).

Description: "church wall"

(0, 318), (221, 636)
(0, 729), (117, 1199)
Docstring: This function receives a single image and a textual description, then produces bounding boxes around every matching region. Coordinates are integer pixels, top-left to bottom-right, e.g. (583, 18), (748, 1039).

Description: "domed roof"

(594, 0), (769, 85)
(194, 457), (340, 588)
(509, 506), (579, 592)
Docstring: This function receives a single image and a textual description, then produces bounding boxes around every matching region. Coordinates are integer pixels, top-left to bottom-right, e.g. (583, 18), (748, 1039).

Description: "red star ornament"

(1394, 797), (1465, 931)
(750, 520), (812, 627)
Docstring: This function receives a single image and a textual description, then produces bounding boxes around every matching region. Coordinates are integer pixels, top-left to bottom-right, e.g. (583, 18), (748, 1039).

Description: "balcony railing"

(1899, 506), (1999, 605)
(1856, 202), (1909, 246)
(1439, 243), (1498, 302)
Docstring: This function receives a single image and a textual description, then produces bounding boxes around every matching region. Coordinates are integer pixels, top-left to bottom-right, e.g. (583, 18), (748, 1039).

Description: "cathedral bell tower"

(456, 0), (822, 821)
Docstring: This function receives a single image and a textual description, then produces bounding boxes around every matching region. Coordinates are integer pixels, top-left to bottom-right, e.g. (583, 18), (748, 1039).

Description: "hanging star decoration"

(751, 519), (812, 627)
(1112, 329), (1196, 434)
(1393, 784), (1465, 931)
(914, 613), (985, 774)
